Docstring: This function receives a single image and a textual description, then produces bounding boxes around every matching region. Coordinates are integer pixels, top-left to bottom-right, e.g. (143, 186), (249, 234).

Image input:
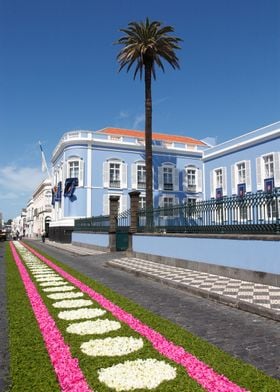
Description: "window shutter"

(79, 159), (84, 187)
(183, 168), (187, 191)
(245, 160), (251, 192)
(158, 196), (164, 208)
(103, 194), (109, 215)
(121, 195), (127, 212)
(103, 161), (109, 188)
(197, 168), (202, 192)
(210, 170), (214, 198)
(231, 164), (236, 194)
(173, 168), (179, 191)
(158, 167), (163, 190)
(256, 157), (262, 190)
(274, 152), (280, 187)
(174, 196), (179, 217)
(121, 163), (127, 188)
(131, 163), (137, 189)
(222, 167), (227, 196)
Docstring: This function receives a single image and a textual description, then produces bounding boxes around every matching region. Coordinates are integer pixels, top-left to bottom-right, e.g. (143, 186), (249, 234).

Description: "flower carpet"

(6, 241), (280, 392)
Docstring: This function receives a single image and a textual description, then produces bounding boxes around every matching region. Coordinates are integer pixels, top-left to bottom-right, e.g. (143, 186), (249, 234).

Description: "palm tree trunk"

(144, 63), (153, 215)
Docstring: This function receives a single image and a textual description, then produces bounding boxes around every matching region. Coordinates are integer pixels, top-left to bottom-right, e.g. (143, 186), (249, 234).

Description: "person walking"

(41, 230), (46, 243)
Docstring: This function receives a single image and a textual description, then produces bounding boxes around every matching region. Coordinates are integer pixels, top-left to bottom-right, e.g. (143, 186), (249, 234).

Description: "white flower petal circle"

(81, 337), (143, 357)
(47, 292), (84, 300)
(66, 319), (121, 335)
(40, 281), (68, 287)
(98, 359), (176, 390)
(52, 299), (93, 308)
(43, 286), (76, 293)
(58, 308), (106, 321)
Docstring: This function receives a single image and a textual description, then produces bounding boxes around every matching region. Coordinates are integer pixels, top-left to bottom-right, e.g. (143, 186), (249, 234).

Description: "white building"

(32, 178), (52, 237)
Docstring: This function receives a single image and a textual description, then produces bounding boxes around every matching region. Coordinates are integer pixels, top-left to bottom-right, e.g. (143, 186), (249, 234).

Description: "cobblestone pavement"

(25, 239), (280, 379)
(107, 257), (280, 320)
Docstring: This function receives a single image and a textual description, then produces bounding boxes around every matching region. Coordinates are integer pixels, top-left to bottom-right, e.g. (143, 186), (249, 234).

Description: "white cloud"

(118, 111), (129, 119)
(0, 166), (45, 193)
(0, 192), (18, 200)
(133, 114), (145, 129)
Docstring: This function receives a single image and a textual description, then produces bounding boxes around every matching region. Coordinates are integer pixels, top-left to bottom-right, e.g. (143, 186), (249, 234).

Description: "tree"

(116, 18), (182, 211)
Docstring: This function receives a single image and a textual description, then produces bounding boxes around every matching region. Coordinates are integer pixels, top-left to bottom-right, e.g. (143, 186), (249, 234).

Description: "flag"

(39, 141), (48, 173)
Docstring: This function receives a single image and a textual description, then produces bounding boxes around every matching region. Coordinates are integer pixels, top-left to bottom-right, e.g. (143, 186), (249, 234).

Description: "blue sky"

(0, 0), (279, 220)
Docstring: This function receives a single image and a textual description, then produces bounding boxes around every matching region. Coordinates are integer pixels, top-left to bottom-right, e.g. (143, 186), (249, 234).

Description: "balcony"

(163, 183), (173, 191)
(109, 180), (121, 188)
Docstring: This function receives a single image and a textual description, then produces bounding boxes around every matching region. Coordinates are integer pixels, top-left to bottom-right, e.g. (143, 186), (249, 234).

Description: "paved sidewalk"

(107, 256), (280, 321)
(34, 238), (106, 256)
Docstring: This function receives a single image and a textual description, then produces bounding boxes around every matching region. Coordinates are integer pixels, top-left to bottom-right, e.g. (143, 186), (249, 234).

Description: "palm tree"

(116, 18), (182, 212)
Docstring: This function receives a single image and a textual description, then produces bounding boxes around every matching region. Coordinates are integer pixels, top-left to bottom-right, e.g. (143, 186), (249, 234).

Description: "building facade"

(32, 179), (52, 237)
(203, 121), (280, 199)
(49, 128), (208, 239)
(14, 121), (277, 243)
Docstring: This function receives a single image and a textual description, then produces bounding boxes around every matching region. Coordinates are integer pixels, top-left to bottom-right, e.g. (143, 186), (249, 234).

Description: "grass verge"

(5, 244), (59, 392)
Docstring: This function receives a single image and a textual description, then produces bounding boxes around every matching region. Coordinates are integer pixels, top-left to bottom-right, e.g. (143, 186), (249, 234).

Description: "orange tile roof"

(97, 127), (206, 146)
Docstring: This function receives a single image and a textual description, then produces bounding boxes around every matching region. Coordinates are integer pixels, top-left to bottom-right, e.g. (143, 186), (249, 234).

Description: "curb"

(107, 261), (280, 322)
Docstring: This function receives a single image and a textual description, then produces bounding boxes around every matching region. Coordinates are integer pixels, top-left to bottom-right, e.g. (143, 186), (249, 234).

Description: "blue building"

(49, 122), (280, 240)
(50, 127), (208, 238)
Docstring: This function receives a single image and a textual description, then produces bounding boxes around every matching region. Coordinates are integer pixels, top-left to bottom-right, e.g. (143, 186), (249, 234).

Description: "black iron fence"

(75, 215), (110, 232)
(138, 190), (280, 234)
(116, 209), (131, 231)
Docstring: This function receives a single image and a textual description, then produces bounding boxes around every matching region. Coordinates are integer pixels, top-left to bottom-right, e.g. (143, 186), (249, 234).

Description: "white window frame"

(159, 194), (179, 217)
(131, 160), (146, 190)
(102, 193), (127, 215)
(158, 163), (179, 191)
(183, 166), (202, 193)
(210, 167), (227, 198)
(65, 156), (84, 187)
(103, 159), (127, 189)
(256, 152), (280, 191)
(231, 160), (251, 195)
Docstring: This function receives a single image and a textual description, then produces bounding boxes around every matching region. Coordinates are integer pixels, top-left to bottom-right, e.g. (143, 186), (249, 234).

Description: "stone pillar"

(109, 195), (119, 251)
(128, 191), (140, 252)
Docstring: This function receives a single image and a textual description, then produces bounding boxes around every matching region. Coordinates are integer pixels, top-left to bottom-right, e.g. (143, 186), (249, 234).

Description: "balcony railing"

(163, 183), (173, 191)
(109, 180), (121, 188)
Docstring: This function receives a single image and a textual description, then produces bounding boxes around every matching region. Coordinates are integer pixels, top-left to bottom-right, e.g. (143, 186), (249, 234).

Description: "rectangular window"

(237, 162), (246, 184)
(139, 196), (146, 210)
(69, 161), (79, 178)
(186, 169), (196, 192)
(263, 154), (274, 178)
(215, 169), (223, 188)
(137, 165), (146, 189)
(163, 167), (173, 190)
(162, 196), (174, 216)
(109, 163), (120, 188)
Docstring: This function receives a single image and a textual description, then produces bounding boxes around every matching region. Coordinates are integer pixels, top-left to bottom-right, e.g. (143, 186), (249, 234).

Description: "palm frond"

(116, 18), (182, 80)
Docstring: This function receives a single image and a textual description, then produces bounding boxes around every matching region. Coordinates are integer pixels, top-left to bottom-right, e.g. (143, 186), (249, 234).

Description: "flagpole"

(38, 141), (51, 179)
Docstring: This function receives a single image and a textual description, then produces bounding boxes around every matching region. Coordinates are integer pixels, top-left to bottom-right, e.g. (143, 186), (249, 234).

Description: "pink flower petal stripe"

(10, 242), (92, 392)
(23, 242), (248, 392)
